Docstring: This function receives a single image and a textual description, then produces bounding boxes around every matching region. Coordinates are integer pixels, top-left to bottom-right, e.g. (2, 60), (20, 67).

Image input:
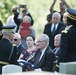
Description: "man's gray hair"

(39, 34), (49, 46)
(14, 33), (21, 39)
(52, 12), (61, 21)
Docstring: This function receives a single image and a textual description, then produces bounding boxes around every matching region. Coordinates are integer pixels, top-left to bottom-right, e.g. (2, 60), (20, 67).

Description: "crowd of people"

(0, 0), (76, 74)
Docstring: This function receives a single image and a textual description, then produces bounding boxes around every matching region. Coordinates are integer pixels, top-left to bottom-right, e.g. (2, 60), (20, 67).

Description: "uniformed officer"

(0, 25), (18, 74)
(0, 20), (3, 40)
(55, 8), (76, 72)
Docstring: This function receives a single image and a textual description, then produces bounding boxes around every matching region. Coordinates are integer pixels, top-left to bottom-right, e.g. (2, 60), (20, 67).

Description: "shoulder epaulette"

(13, 44), (16, 46)
(61, 30), (68, 33)
(56, 64), (59, 68)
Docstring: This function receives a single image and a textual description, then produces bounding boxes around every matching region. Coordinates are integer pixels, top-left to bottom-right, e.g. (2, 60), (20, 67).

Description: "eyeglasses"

(37, 41), (44, 43)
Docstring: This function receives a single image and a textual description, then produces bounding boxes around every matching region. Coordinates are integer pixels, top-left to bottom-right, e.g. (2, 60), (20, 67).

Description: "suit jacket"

(0, 34), (3, 40)
(0, 38), (17, 74)
(17, 44), (25, 59)
(29, 46), (55, 71)
(58, 26), (76, 62)
(43, 21), (64, 49)
(53, 48), (60, 57)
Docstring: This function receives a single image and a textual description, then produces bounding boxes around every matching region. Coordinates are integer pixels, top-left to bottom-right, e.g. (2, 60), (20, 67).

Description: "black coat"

(0, 38), (17, 74)
(0, 34), (3, 40)
(43, 22), (64, 49)
(59, 26), (76, 62)
(29, 46), (55, 71)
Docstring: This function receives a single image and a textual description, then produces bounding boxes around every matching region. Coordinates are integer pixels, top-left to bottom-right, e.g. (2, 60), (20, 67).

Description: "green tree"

(0, 0), (76, 37)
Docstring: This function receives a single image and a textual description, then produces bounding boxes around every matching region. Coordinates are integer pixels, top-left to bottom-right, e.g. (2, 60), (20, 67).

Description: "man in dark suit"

(0, 25), (18, 74)
(44, 12), (64, 49)
(28, 34), (55, 72)
(13, 33), (25, 59)
(0, 20), (3, 40)
(56, 8), (76, 72)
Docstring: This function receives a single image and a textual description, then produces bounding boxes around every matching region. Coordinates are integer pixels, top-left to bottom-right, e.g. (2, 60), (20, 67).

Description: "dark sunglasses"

(14, 39), (18, 41)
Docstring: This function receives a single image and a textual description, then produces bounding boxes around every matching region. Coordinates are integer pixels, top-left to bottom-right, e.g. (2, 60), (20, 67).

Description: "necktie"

(52, 25), (56, 36)
(34, 51), (42, 66)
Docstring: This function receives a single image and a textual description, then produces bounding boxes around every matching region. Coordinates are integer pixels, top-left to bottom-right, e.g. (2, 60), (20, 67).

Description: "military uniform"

(0, 34), (3, 40)
(0, 25), (18, 74)
(55, 8), (76, 72)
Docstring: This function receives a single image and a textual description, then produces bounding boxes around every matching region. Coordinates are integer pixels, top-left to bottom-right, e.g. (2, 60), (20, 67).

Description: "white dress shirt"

(51, 23), (59, 32)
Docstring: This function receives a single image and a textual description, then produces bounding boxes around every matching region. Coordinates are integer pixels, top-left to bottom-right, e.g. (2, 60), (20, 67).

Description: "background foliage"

(0, 0), (76, 37)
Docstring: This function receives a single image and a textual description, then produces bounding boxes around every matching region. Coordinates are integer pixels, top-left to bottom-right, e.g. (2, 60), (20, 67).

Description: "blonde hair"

(11, 5), (18, 12)
(23, 16), (31, 23)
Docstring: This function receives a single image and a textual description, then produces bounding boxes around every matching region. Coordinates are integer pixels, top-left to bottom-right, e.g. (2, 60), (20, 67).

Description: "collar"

(51, 23), (59, 31)
(65, 25), (72, 30)
(17, 43), (21, 47)
(3, 38), (11, 43)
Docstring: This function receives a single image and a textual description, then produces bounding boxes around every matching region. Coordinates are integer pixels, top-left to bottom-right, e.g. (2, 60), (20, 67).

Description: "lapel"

(17, 44), (22, 54)
(36, 47), (49, 66)
(53, 22), (61, 35)
(55, 23), (60, 32)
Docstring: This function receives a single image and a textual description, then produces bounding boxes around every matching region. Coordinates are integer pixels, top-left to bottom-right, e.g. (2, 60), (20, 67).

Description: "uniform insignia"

(56, 64), (59, 68)
(61, 30), (68, 33)
(13, 44), (16, 46)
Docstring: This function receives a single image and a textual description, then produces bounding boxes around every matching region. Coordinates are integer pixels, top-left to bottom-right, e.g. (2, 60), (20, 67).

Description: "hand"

(24, 7), (28, 12)
(26, 65), (34, 71)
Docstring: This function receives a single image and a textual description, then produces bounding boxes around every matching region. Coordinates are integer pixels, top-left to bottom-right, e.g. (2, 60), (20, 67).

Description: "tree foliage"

(0, 0), (76, 37)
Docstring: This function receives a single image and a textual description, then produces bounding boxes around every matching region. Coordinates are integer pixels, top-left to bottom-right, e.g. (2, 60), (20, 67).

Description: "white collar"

(65, 25), (73, 30)
(51, 23), (59, 31)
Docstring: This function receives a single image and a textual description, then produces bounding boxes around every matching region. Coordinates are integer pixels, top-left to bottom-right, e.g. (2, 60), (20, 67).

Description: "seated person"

(12, 33), (25, 59)
(28, 34), (55, 72)
(53, 34), (61, 56)
(19, 34), (36, 61)
(53, 34), (61, 72)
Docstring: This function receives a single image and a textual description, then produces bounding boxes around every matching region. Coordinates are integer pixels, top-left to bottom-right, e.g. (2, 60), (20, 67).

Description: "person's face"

(26, 36), (34, 47)
(13, 35), (21, 45)
(37, 37), (47, 50)
(54, 36), (60, 47)
(63, 13), (68, 24)
(60, 2), (66, 10)
(9, 33), (14, 42)
(52, 14), (60, 24)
